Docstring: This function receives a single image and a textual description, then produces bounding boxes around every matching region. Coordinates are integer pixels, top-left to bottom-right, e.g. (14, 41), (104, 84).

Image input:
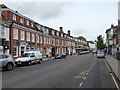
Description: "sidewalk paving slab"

(105, 54), (120, 81)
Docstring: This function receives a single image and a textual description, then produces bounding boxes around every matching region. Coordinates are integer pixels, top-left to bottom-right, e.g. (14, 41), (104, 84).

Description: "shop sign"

(26, 42), (35, 45)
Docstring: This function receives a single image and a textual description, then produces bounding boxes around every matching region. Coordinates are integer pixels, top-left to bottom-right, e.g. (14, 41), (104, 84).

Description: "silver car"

(97, 51), (105, 58)
(0, 54), (15, 71)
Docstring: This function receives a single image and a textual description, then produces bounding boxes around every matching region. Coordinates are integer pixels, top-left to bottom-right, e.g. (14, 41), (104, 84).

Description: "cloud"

(72, 27), (87, 37)
(3, 2), (72, 20)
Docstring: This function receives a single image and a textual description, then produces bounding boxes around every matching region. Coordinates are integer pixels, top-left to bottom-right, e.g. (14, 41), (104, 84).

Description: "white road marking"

(79, 82), (83, 87)
(83, 76), (86, 80)
(104, 59), (120, 90)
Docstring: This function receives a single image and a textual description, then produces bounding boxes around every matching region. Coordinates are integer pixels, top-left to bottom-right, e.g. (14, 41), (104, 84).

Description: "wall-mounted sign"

(37, 44), (41, 47)
(16, 40), (20, 44)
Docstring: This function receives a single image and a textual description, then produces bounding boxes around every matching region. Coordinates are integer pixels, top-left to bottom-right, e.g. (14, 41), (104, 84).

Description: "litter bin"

(116, 52), (120, 60)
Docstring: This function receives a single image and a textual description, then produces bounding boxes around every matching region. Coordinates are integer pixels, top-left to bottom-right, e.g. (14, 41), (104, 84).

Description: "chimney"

(111, 24), (114, 28)
(59, 27), (63, 33)
(68, 30), (70, 36)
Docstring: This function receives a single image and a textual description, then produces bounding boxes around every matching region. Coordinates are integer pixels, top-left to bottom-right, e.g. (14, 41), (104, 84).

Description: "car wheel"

(6, 63), (13, 71)
(38, 59), (42, 64)
(28, 61), (32, 66)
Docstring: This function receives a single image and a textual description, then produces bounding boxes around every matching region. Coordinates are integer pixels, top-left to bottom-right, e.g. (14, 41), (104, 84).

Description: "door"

(20, 46), (25, 56)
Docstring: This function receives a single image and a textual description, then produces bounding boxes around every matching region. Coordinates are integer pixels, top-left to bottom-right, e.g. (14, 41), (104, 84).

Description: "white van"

(15, 51), (42, 66)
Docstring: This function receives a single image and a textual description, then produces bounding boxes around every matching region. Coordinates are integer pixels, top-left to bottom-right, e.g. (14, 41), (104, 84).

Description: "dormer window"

(20, 18), (24, 24)
(57, 32), (59, 36)
(31, 22), (33, 27)
(52, 30), (54, 35)
(27, 20), (29, 26)
(61, 33), (63, 37)
(13, 14), (16, 21)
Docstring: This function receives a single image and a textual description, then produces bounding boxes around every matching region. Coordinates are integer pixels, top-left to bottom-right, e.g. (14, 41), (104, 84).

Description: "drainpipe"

(9, 22), (13, 54)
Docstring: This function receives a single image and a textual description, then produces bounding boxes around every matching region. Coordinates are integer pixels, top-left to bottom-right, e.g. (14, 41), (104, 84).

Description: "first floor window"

(21, 30), (25, 40)
(13, 28), (18, 40)
(32, 34), (35, 42)
(37, 35), (39, 43)
(13, 46), (18, 57)
(26, 32), (30, 41)
(40, 36), (42, 43)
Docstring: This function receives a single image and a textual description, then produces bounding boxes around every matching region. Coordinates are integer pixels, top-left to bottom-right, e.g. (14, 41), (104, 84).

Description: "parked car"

(79, 51), (90, 55)
(97, 51), (105, 58)
(15, 51), (42, 66)
(55, 53), (66, 59)
(0, 54), (15, 71)
(116, 52), (120, 60)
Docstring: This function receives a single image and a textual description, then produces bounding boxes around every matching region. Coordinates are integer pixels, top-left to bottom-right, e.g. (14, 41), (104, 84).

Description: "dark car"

(55, 53), (66, 59)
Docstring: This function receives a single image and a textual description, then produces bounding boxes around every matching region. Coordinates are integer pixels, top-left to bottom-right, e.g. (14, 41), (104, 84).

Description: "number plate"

(17, 62), (21, 64)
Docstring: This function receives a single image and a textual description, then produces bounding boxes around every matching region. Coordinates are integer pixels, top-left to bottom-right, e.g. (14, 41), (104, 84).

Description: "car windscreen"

(21, 53), (31, 57)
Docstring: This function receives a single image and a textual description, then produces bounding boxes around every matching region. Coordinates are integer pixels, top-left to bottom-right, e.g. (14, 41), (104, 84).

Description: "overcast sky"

(1, 0), (118, 41)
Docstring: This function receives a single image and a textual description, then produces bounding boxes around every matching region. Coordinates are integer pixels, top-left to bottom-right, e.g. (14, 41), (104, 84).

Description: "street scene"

(1, 54), (118, 88)
(0, 1), (120, 90)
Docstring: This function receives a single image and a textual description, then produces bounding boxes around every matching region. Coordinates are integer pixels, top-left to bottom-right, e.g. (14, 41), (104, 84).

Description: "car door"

(30, 53), (36, 63)
(1, 55), (8, 67)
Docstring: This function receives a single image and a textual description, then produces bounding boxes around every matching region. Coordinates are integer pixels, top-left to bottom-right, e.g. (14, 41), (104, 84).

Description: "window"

(46, 28), (49, 34)
(26, 32), (30, 41)
(44, 37), (46, 44)
(52, 30), (54, 35)
(27, 20), (29, 26)
(31, 47), (35, 50)
(26, 47), (30, 50)
(13, 28), (18, 39)
(40, 36), (42, 43)
(13, 46), (18, 57)
(20, 18), (24, 24)
(36, 35), (39, 43)
(52, 38), (55, 45)
(49, 38), (51, 44)
(13, 14), (16, 21)
(0, 10), (1, 17)
(42, 26), (45, 31)
(57, 32), (59, 36)
(31, 22), (33, 27)
(61, 33), (63, 37)
(32, 34), (35, 42)
(0, 26), (6, 38)
(21, 30), (25, 40)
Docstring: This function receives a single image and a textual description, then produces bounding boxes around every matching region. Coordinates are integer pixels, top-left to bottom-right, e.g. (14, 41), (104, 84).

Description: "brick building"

(0, 4), (89, 58)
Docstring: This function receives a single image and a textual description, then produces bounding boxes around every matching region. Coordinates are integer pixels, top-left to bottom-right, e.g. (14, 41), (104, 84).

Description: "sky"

(1, 0), (118, 41)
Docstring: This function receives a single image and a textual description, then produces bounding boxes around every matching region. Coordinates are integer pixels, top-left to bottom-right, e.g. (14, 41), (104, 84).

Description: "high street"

(2, 54), (118, 89)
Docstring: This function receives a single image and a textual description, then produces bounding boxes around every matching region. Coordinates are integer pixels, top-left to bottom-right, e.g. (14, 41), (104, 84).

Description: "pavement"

(105, 54), (120, 81)
(2, 54), (117, 88)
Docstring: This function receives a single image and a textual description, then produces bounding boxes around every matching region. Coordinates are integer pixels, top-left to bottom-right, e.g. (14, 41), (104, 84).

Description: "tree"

(96, 35), (106, 50)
